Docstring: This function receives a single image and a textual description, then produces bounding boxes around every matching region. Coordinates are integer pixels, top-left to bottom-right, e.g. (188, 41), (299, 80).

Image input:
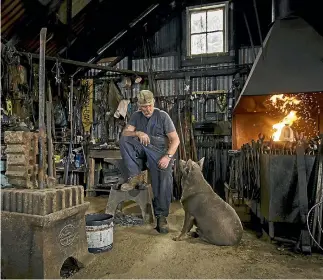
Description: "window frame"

(186, 1), (229, 58)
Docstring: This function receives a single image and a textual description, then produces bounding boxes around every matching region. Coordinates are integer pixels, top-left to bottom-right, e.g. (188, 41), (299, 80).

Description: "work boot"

(120, 173), (145, 191)
(156, 216), (169, 234)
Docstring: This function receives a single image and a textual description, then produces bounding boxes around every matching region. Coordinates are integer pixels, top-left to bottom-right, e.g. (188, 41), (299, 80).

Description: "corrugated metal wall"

(90, 46), (259, 139)
(83, 13), (261, 196)
(89, 45), (259, 196)
(238, 46), (261, 64)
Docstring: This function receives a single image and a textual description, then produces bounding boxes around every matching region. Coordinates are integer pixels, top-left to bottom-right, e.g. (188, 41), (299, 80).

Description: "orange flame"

(269, 94), (301, 113)
(269, 94), (300, 141)
(272, 111), (298, 141)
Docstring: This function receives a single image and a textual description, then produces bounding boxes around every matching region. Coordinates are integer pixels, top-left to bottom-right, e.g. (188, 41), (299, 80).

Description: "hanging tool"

(51, 59), (65, 97)
(64, 77), (74, 185)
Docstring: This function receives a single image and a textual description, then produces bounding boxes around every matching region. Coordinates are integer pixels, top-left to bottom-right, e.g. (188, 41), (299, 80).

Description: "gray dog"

(173, 158), (243, 246)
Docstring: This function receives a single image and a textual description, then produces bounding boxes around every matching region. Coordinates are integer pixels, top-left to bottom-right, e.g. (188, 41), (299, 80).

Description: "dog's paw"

(187, 231), (199, 238)
(172, 235), (183, 241)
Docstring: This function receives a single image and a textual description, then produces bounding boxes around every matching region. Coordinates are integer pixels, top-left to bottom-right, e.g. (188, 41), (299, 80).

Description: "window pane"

(207, 9), (223, 32)
(207, 32), (224, 53)
(191, 34), (206, 55)
(190, 12), (206, 33)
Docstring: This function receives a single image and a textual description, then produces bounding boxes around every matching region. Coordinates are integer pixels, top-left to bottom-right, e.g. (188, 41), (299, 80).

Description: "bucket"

(85, 213), (114, 254)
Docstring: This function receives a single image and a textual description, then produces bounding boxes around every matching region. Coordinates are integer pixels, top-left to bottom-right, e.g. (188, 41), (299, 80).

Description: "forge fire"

(267, 93), (319, 142)
(233, 92), (323, 149)
(269, 94), (301, 141)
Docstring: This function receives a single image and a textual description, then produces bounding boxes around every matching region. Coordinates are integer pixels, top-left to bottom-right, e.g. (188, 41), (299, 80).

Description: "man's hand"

(136, 131), (150, 146)
(158, 155), (171, 169)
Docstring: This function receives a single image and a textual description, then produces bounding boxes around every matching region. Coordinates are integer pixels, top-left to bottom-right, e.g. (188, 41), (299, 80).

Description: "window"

(187, 2), (228, 56)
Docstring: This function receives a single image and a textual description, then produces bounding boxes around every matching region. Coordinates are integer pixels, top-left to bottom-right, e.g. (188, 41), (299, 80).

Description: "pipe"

(129, 4), (159, 28)
(38, 27), (47, 189)
(272, 0), (295, 21)
(271, 0), (276, 23)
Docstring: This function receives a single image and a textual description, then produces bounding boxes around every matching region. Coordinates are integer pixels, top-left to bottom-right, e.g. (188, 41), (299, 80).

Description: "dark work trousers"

(119, 136), (174, 218)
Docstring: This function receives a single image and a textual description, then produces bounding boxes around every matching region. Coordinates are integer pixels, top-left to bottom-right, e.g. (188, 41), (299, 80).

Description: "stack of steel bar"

(228, 133), (321, 203)
(307, 135), (323, 252)
(227, 133), (323, 252)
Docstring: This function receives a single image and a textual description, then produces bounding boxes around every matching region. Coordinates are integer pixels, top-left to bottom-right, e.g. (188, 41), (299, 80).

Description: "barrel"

(85, 213), (114, 253)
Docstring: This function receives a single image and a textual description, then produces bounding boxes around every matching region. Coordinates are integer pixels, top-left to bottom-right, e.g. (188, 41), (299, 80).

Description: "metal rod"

(19, 51), (148, 76)
(38, 29), (46, 131)
(38, 27), (47, 189)
(243, 13), (256, 60)
(69, 77), (74, 140)
(253, 0), (263, 47)
(46, 101), (54, 179)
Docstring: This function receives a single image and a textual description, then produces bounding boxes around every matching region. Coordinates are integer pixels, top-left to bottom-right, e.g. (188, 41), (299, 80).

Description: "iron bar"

(154, 66), (245, 80)
(38, 27), (47, 189)
(46, 101), (54, 179)
(19, 51), (148, 76)
(243, 12), (257, 60)
(69, 77), (74, 141)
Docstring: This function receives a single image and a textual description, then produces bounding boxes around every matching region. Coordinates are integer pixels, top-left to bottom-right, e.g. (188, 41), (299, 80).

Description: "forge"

(230, 0), (323, 252)
(233, 1), (323, 148)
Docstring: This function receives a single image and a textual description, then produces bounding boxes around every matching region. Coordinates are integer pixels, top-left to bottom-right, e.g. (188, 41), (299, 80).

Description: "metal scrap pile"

(113, 212), (144, 227)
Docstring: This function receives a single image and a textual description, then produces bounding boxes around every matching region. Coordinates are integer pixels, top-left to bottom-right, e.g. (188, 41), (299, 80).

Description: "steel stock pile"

(230, 92), (323, 254)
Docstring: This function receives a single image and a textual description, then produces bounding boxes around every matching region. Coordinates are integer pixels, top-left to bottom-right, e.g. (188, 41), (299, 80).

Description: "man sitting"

(119, 90), (180, 234)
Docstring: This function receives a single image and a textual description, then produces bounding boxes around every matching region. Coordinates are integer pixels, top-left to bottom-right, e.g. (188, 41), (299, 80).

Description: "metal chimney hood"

(234, 16), (323, 107)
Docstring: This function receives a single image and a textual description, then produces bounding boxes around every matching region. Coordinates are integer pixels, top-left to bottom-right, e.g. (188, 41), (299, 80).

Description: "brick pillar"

(4, 131), (47, 189)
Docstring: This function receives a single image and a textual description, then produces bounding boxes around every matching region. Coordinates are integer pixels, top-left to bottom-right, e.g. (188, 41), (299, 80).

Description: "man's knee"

(119, 135), (137, 147)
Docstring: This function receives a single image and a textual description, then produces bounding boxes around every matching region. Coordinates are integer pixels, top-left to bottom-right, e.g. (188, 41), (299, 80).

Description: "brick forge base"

(1, 186), (94, 279)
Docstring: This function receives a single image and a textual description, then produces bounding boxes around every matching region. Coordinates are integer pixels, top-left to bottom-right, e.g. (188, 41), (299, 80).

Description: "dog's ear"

(186, 159), (194, 173)
(197, 157), (205, 170)
(179, 159), (193, 175)
(179, 160), (187, 173)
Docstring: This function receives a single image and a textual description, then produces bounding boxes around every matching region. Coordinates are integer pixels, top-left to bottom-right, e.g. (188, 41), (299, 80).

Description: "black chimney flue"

(271, 0), (295, 22)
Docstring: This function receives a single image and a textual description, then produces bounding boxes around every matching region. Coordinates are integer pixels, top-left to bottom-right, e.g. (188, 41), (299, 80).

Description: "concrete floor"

(73, 196), (323, 279)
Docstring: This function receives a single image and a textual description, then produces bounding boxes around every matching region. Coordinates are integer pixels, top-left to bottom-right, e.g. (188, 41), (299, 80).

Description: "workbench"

(86, 148), (123, 196)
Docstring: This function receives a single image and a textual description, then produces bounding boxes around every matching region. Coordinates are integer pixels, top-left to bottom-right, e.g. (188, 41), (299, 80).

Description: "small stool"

(105, 185), (155, 224)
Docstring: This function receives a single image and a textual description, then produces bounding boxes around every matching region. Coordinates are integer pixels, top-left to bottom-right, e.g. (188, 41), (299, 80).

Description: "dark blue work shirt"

(128, 108), (176, 150)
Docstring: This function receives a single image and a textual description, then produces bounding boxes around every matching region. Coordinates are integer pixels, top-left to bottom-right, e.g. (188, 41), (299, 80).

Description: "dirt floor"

(72, 196), (323, 279)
